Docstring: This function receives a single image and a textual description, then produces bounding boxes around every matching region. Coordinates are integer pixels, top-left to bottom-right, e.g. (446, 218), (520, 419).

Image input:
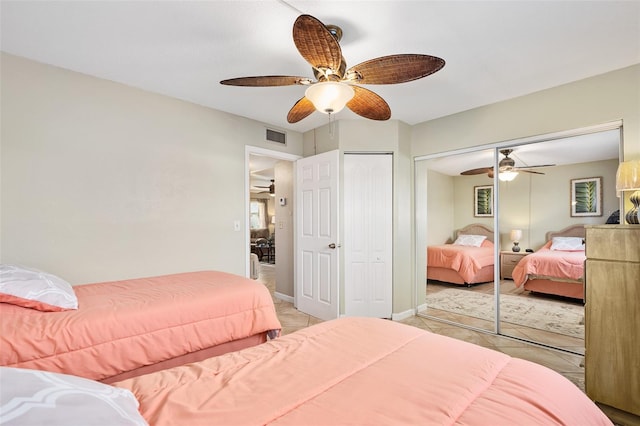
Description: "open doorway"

(246, 147), (300, 303)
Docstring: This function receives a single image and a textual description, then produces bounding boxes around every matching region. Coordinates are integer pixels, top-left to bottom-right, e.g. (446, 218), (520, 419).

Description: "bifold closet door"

(344, 154), (392, 318)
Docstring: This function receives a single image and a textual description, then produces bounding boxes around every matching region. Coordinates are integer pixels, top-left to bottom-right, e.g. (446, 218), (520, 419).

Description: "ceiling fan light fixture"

(499, 170), (519, 182)
(305, 82), (354, 114)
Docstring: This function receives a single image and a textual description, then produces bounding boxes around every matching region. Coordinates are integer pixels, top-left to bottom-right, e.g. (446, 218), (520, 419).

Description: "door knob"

(328, 243), (341, 249)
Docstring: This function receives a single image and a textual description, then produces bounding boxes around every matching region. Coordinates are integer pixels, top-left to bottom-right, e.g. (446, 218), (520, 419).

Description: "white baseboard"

(416, 303), (427, 314)
(274, 292), (294, 303)
(391, 308), (416, 321)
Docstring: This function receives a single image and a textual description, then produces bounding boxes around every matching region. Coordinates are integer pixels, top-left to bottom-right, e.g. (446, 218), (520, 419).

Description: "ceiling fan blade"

(516, 164), (555, 169)
(346, 86), (391, 120)
(518, 169), (546, 175)
(460, 167), (493, 176)
(293, 15), (342, 76)
(346, 54), (445, 85)
(287, 97), (316, 123)
(220, 76), (311, 87)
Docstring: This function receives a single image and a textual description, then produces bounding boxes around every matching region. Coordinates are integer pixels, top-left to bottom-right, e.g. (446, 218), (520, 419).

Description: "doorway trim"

(245, 146), (302, 278)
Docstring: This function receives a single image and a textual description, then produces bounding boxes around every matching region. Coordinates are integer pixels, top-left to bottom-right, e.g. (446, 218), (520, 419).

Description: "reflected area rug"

(426, 288), (584, 339)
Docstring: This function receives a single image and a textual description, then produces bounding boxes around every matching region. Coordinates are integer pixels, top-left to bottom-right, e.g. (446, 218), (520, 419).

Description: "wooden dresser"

(585, 225), (640, 425)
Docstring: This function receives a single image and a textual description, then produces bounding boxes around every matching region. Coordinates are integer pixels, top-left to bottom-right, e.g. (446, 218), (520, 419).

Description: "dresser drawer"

(586, 226), (640, 262)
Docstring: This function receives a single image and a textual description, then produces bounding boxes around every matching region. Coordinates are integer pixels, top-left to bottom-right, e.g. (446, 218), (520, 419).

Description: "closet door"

(344, 154), (392, 318)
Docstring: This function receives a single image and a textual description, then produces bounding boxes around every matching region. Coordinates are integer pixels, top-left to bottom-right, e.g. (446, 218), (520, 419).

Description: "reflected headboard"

(545, 224), (586, 242)
(456, 223), (494, 243)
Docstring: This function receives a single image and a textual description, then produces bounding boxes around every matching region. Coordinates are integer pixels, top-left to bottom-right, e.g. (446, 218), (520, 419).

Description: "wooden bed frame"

(427, 223), (494, 286)
(522, 224), (586, 300)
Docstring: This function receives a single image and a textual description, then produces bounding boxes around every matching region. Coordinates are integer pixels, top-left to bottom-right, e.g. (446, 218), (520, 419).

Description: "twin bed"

(2, 317), (611, 425)
(1, 263), (609, 424)
(512, 224), (586, 300)
(426, 223), (495, 285)
(0, 267), (282, 383)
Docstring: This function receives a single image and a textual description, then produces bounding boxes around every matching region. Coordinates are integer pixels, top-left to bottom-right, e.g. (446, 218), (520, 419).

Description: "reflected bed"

(512, 225), (586, 300)
(427, 224), (495, 286)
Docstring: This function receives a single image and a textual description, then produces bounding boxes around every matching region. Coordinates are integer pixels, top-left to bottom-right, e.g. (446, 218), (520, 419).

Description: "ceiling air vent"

(265, 128), (286, 145)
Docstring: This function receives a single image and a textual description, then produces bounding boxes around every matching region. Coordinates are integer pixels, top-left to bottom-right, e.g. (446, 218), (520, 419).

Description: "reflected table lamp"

(510, 229), (522, 252)
(616, 160), (640, 225)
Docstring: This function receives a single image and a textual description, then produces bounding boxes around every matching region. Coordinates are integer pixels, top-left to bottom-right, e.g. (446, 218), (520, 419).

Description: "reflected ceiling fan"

(221, 14), (445, 123)
(254, 179), (275, 195)
(461, 149), (554, 181)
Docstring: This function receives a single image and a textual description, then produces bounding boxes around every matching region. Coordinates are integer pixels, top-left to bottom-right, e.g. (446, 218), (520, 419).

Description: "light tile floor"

(258, 264), (586, 393)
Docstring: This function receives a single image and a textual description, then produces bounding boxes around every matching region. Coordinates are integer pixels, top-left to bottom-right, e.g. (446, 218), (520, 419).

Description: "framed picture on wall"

(474, 185), (493, 217)
(571, 177), (602, 217)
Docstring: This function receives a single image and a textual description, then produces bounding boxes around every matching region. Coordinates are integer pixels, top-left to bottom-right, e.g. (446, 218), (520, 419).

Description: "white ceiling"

(1, 1), (639, 135)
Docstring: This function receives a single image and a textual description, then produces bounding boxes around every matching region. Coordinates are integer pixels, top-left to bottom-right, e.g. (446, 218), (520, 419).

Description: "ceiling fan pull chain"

(329, 112), (336, 139)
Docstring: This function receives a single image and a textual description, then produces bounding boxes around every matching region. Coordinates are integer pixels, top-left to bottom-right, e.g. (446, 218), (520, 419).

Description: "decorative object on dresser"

(510, 229), (523, 252)
(585, 225), (640, 425)
(615, 160), (640, 224)
(500, 251), (528, 280)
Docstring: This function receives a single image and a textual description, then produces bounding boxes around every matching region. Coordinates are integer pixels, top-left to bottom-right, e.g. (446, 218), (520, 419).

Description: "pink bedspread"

(512, 244), (586, 287)
(427, 243), (494, 283)
(115, 317), (610, 425)
(0, 271), (281, 381)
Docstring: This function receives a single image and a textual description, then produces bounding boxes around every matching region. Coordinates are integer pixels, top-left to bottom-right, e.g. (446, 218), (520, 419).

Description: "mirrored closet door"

(417, 126), (621, 354)
(497, 131), (621, 354)
(417, 148), (498, 333)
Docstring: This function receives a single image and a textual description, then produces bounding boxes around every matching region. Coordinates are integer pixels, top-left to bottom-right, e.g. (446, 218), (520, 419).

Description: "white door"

(295, 150), (339, 320)
(344, 154), (393, 318)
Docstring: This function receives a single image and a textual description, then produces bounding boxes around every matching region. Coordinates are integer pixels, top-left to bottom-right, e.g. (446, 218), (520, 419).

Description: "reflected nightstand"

(500, 251), (529, 280)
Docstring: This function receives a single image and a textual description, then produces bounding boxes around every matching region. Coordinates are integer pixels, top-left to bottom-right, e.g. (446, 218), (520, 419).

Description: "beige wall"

(498, 159), (619, 249)
(2, 53), (637, 318)
(411, 64), (640, 161)
(446, 159), (618, 249)
(0, 53), (303, 284)
(274, 160), (294, 298)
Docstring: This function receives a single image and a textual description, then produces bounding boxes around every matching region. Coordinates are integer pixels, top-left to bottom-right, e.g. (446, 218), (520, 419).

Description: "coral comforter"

(512, 245), (586, 287)
(427, 243), (494, 283)
(115, 317), (610, 425)
(0, 271), (281, 381)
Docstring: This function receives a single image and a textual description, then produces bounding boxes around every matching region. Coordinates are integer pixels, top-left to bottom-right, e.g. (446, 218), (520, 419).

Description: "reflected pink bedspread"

(512, 243), (586, 287)
(115, 317), (610, 425)
(427, 243), (494, 283)
(1, 271), (281, 381)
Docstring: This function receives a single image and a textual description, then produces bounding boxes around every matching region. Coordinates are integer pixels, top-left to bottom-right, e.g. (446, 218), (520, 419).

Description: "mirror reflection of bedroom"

(417, 127), (621, 354)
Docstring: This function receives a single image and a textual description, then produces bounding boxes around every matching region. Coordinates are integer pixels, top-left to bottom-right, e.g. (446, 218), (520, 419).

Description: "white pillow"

(0, 367), (147, 426)
(453, 234), (487, 247)
(550, 236), (585, 251)
(0, 264), (78, 312)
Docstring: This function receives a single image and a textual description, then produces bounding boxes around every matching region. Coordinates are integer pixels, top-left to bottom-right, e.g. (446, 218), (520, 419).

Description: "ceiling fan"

(460, 149), (554, 181)
(221, 14), (445, 123)
(254, 179), (275, 195)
